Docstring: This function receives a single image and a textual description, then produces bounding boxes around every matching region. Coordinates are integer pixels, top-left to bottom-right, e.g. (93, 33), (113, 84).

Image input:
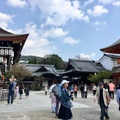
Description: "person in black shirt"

(80, 84), (84, 98)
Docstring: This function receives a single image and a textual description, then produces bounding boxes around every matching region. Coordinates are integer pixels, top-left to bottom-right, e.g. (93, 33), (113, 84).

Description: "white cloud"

(0, 12), (14, 28)
(87, 5), (109, 17)
(83, 0), (94, 7)
(99, 0), (114, 4)
(113, 1), (120, 6)
(63, 37), (79, 45)
(21, 22), (57, 57)
(6, 28), (23, 34)
(99, 0), (120, 6)
(6, 0), (27, 8)
(75, 53), (96, 60)
(29, 0), (89, 26)
(96, 27), (105, 31)
(42, 27), (68, 38)
(95, 21), (107, 25)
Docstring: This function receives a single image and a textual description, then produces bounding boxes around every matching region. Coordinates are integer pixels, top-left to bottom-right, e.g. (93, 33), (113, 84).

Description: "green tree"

(40, 54), (67, 69)
(88, 71), (111, 83)
(28, 57), (38, 64)
(4, 71), (12, 81)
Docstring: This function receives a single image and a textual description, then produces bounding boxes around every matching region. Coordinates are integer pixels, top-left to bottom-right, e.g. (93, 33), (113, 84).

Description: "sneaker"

(105, 117), (110, 120)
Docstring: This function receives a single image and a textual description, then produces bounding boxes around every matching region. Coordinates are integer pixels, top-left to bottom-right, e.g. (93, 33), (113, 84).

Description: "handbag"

(66, 100), (73, 108)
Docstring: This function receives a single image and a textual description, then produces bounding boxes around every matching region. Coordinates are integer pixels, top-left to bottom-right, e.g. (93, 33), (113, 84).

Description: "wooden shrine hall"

(100, 39), (120, 85)
(0, 27), (29, 75)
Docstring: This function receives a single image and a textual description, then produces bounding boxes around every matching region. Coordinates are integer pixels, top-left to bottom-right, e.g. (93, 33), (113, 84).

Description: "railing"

(0, 89), (8, 101)
(0, 89), (17, 101)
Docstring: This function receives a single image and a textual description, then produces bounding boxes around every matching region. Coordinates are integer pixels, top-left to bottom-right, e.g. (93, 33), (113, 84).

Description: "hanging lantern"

(0, 57), (3, 62)
(9, 49), (12, 55)
(0, 49), (4, 55)
(4, 49), (8, 55)
(9, 49), (14, 57)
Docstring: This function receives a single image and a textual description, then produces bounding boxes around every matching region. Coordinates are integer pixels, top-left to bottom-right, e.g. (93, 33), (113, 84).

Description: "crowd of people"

(47, 79), (120, 120)
(6, 76), (120, 120)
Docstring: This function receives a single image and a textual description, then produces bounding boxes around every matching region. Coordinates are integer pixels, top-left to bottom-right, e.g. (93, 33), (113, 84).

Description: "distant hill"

(20, 55), (42, 63)
(19, 55), (68, 69)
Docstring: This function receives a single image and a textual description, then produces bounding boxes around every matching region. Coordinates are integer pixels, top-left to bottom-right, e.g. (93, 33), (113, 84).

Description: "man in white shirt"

(83, 84), (88, 98)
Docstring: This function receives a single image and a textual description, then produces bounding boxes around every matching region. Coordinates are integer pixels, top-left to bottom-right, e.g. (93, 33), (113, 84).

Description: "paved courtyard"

(0, 91), (119, 120)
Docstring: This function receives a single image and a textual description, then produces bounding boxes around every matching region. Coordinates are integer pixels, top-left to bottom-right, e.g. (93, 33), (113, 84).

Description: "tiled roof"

(0, 27), (28, 37)
(21, 64), (59, 76)
(100, 39), (120, 51)
(104, 54), (120, 58)
(65, 59), (105, 73)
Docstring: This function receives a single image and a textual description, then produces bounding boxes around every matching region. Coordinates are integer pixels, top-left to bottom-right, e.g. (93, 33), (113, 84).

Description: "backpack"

(52, 84), (62, 98)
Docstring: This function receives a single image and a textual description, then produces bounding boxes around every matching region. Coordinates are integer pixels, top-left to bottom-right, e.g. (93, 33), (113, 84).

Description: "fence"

(0, 89), (8, 101)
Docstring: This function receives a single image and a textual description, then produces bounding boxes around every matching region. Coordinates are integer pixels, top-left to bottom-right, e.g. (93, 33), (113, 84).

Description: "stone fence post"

(0, 89), (8, 101)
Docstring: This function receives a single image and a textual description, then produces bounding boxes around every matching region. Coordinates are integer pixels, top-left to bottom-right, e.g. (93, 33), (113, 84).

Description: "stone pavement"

(0, 91), (119, 120)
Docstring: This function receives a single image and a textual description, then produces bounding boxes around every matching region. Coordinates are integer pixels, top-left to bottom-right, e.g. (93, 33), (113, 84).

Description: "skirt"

(58, 104), (73, 120)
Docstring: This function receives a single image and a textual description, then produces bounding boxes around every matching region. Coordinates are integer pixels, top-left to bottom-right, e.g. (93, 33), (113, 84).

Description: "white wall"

(43, 80), (48, 86)
(100, 56), (114, 70)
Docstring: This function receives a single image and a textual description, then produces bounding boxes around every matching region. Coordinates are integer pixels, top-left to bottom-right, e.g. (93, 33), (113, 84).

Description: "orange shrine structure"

(100, 39), (120, 85)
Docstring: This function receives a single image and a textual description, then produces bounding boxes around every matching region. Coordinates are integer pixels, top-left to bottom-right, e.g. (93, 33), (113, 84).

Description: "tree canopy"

(40, 54), (63, 69)
(88, 71), (111, 83)
(12, 63), (32, 81)
(27, 54), (67, 69)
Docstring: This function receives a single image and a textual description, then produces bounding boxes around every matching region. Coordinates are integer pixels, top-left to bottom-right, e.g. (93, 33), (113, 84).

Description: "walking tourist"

(116, 83), (120, 111)
(49, 81), (56, 113)
(74, 85), (77, 98)
(24, 84), (29, 97)
(94, 82), (110, 120)
(7, 75), (17, 104)
(92, 83), (97, 96)
(58, 80), (73, 120)
(44, 85), (48, 95)
(19, 83), (23, 99)
(83, 84), (88, 98)
(80, 84), (84, 98)
(52, 80), (62, 118)
(109, 81), (115, 99)
(104, 83), (111, 113)
(15, 84), (19, 97)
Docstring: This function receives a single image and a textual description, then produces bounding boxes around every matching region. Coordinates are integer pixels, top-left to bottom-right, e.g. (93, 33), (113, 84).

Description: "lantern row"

(0, 49), (14, 56)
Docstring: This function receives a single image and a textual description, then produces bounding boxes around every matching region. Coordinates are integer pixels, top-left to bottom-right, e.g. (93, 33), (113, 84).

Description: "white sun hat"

(61, 80), (69, 85)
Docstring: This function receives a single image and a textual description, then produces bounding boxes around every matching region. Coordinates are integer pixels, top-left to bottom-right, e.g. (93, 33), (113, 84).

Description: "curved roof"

(100, 39), (120, 54)
(65, 59), (103, 73)
(0, 28), (29, 63)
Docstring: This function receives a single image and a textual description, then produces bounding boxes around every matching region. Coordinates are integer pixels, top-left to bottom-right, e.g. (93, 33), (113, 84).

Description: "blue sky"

(0, 0), (120, 61)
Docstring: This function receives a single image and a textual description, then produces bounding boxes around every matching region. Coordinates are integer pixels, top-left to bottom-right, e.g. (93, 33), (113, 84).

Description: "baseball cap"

(61, 80), (69, 85)
(99, 82), (103, 86)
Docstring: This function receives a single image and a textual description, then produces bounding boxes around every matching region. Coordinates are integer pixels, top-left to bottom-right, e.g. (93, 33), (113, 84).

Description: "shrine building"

(100, 39), (120, 85)
(0, 28), (29, 75)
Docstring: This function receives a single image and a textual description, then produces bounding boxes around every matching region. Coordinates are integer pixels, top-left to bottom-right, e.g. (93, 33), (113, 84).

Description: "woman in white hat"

(58, 80), (73, 120)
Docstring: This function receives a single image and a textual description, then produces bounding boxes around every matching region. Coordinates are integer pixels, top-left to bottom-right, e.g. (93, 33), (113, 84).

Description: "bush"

(30, 83), (42, 91)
